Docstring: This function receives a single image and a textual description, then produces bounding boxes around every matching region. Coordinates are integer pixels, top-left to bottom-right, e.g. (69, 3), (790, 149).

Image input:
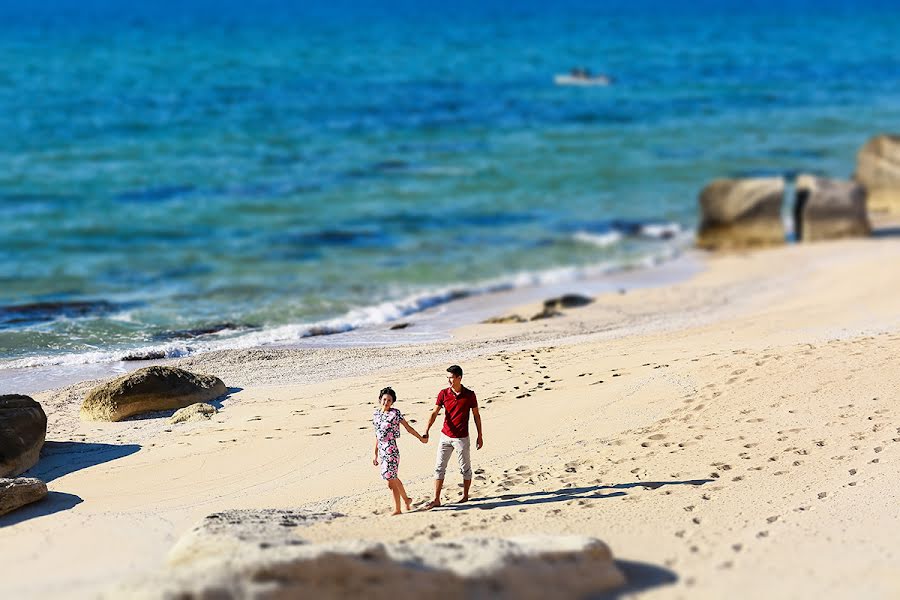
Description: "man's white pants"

(434, 433), (472, 480)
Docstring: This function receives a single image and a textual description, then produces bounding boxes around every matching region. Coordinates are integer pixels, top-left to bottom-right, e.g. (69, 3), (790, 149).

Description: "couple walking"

(372, 364), (483, 515)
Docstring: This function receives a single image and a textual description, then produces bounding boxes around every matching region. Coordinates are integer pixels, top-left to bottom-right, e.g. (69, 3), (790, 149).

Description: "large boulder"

(0, 477), (47, 516)
(795, 175), (871, 242)
(855, 134), (900, 214)
(81, 366), (226, 422)
(0, 395), (47, 477)
(696, 177), (785, 250)
(115, 509), (625, 599)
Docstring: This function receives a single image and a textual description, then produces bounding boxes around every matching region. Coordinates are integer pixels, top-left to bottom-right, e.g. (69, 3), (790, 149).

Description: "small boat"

(554, 73), (611, 87)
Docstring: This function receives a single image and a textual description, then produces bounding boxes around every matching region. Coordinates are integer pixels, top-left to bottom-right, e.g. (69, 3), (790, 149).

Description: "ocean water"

(2, 0), (900, 371)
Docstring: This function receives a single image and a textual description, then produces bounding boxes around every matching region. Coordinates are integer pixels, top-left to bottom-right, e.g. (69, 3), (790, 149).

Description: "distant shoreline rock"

(696, 177), (785, 250)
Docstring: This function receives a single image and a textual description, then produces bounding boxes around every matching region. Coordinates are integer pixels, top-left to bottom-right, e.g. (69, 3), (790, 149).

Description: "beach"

(3, 234), (899, 598)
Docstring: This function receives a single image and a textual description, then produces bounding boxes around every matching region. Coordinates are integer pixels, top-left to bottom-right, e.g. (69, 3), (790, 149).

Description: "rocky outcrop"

(81, 366), (226, 422)
(116, 509), (625, 599)
(795, 175), (871, 242)
(0, 395), (47, 477)
(169, 403), (218, 425)
(855, 134), (900, 214)
(0, 477), (47, 516)
(696, 177), (785, 250)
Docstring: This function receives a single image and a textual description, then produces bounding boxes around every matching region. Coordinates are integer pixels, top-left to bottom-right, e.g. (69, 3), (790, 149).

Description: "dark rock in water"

(389, 322), (411, 330)
(0, 395), (47, 477)
(543, 294), (593, 310)
(795, 175), (871, 242)
(696, 177), (785, 250)
(531, 308), (563, 321)
(0, 477), (47, 516)
(0, 300), (122, 328)
(80, 366), (226, 422)
(482, 315), (527, 324)
(855, 134), (900, 214)
(153, 322), (247, 341)
(121, 350), (168, 362)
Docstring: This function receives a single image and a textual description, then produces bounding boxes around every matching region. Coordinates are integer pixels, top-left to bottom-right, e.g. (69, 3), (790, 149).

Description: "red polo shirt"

(437, 385), (478, 439)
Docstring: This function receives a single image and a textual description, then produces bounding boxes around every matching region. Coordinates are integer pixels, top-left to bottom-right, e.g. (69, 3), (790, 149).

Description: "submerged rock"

(169, 403), (218, 425)
(543, 294), (593, 310)
(855, 134), (900, 215)
(81, 366), (226, 422)
(795, 175), (871, 241)
(117, 508), (625, 600)
(696, 177), (785, 250)
(0, 477), (47, 516)
(0, 395), (47, 477)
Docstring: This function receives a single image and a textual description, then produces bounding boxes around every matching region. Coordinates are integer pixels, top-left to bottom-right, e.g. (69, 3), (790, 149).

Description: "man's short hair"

(447, 365), (463, 377)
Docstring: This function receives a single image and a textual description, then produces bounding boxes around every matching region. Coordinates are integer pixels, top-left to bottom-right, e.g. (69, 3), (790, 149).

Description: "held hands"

(422, 432), (430, 444)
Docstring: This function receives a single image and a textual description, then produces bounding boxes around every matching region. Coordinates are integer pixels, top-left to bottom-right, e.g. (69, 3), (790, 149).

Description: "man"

(423, 364), (483, 509)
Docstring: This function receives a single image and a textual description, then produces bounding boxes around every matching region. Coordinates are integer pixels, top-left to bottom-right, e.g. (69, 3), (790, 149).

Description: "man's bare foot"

(404, 497), (413, 511)
(391, 510), (402, 516)
(459, 496), (469, 503)
(424, 500), (441, 510)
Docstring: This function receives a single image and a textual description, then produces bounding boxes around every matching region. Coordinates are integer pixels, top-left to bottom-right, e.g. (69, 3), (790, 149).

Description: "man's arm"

(472, 406), (483, 450)
(423, 405), (442, 441)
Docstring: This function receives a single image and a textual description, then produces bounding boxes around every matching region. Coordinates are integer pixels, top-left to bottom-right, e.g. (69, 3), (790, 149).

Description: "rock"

(482, 315), (527, 324)
(81, 366), (226, 422)
(696, 177), (785, 250)
(0, 395), (47, 477)
(855, 134), (900, 214)
(0, 477), (47, 516)
(543, 294), (593, 310)
(530, 307), (562, 321)
(795, 175), (871, 242)
(389, 322), (411, 330)
(169, 403), (218, 425)
(119, 509), (625, 600)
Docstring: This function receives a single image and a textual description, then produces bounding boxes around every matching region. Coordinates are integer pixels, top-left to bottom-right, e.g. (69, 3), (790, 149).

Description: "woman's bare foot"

(391, 509), (402, 516)
(459, 495), (469, 503)
(404, 496), (413, 511)
(424, 500), (441, 510)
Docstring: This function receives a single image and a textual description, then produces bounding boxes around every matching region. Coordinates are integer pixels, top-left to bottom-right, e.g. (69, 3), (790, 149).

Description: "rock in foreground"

(0, 477), (47, 516)
(81, 366), (226, 422)
(855, 134), (900, 214)
(119, 509), (625, 600)
(0, 394), (47, 477)
(696, 177), (785, 250)
(795, 175), (871, 242)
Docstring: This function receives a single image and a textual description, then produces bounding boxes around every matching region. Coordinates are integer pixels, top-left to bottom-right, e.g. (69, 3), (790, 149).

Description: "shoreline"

(4, 236), (900, 598)
(1, 247), (700, 396)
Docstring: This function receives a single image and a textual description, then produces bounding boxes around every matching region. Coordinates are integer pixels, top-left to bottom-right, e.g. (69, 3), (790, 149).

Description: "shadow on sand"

(0, 491), (83, 528)
(590, 560), (679, 598)
(27, 441), (141, 483)
(433, 479), (713, 512)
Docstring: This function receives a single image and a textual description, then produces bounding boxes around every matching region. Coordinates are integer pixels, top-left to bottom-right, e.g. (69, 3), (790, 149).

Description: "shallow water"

(2, 0), (900, 370)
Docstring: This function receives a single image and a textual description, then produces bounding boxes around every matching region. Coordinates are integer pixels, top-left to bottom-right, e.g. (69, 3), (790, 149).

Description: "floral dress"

(373, 407), (402, 480)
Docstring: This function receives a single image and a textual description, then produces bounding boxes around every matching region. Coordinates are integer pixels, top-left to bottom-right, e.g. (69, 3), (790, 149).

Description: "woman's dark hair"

(379, 387), (397, 402)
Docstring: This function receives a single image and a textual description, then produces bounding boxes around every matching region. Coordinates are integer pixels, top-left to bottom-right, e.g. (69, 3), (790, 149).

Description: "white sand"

(4, 237), (900, 598)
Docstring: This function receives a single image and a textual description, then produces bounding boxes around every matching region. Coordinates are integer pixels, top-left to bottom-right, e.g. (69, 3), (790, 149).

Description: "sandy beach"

(2, 234), (898, 598)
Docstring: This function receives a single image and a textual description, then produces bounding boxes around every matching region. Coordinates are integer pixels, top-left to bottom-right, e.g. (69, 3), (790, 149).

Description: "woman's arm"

(373, 435), (379, 465)
(401, 418), (426, 443)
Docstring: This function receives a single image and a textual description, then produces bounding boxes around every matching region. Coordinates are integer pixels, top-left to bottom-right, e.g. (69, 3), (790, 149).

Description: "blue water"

(2, 0), (900, 369)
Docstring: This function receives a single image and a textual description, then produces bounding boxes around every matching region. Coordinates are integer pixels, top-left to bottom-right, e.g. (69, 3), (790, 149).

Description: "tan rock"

(118, 509), (625, 600)
(169, 403), (218, 425)
(0, 395), (47, 477)
(0, 477), (47, 516)
(795, 175), (871, 242)
(696, 177), (785, 250)
(855, 134), (900, 214)
(81, 366), (226, 422)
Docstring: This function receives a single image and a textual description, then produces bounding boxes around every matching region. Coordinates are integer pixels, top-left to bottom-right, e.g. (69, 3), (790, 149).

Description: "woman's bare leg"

(396, 478), (412, 510)
(388, 479), (402, 515)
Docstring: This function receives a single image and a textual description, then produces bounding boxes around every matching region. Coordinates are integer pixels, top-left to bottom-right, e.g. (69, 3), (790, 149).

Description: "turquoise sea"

(3, 0), (900, 373)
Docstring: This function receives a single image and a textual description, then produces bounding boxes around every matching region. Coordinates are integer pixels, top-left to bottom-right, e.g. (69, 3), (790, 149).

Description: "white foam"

(639, 222), (682, 239)
(572, 230), (624, 248)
